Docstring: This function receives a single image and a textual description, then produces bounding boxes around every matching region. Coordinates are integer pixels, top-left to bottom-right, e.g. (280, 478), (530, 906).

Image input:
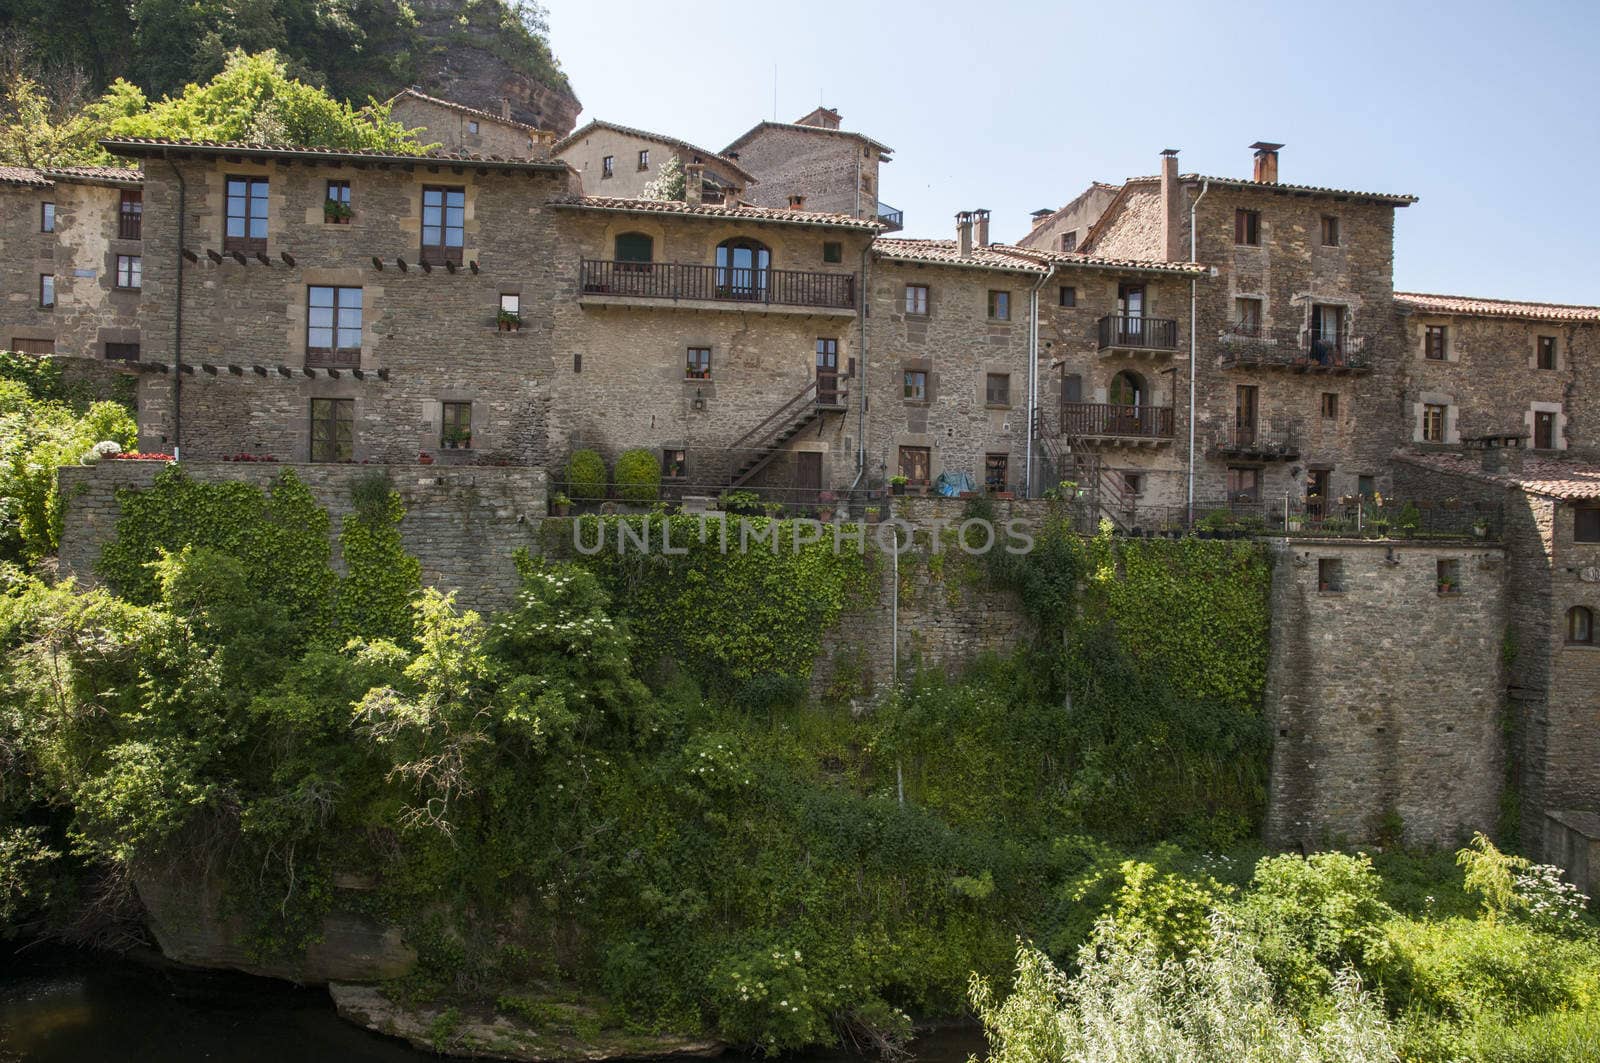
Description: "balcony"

(118, 210), (142, 241)
(1217, 325), (1371, 373)
(578, 260), (857, 314)
(876, 202), (904, 233)
(1212, 426), (1299, 461)
(1061, 402), (1175, 445)
(1097, 315), (1179, 355)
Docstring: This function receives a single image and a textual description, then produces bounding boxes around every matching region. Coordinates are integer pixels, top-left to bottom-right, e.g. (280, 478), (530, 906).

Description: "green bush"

(613, 447), (661, 504)
(565, 449), (608, 502)
(1379, 916), (1600, 1022)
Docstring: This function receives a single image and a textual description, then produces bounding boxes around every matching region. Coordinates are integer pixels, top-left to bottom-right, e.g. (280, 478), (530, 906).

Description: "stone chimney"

(684, 163), (704, 205)
(797, 106), (842, 130)
(1480, 435), (1527, 474)
(956, 211), (973, 257)
(1159, 148), (1182, 262)
(973, 208), (991, 247)
(1029, 208), (1053, 228)
(499, 97), (512, 120)
(1251, 142), (1284, 184)
(788, 193), (807, 211)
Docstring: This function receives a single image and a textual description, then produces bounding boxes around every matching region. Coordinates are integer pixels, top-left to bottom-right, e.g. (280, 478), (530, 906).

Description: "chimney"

(973, 208), (991, 247)
(798, 106), (842, 130)
(499, 97), (512, 120)
(1159, 148), (1182, 262)
(788, 193), (807, 211)
(1029, 208), (1053, 228)
(956, 211), (973, 257)
(1480, 435), (1526, 474)
(684, 163), (704, 205)
(1251, 141), (1283, 184)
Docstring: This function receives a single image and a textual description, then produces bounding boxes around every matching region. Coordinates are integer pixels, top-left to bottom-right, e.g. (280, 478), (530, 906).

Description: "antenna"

(772, 65), (778, 119)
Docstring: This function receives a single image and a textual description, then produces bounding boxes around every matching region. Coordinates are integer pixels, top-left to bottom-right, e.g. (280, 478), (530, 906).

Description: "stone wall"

(1264, 537), (1508, 849)
(554, 127), (746, 199)
(389, 96), (548, 160)
(58, 459), (546, 611)
(731, 124), (881, 221)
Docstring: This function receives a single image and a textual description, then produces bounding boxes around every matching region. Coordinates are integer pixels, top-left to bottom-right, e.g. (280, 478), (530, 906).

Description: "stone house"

(723, 108), (899, 231)
(2, 164), (145, 359)
(387, 87), (557, 159)
(554, 121), (755, 204)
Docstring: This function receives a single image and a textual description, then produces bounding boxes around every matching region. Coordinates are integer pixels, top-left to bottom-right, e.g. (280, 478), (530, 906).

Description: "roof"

(1016, 181), (1124, 249)
(101, 138), (568, 173)
(1396, 451), (1600, 500)
(0, 165), (51, 188)
(553, 195), (879, 230)
(0, 164), (142, 188)
(386, 88), (549, 136)
(552, 120), (755, 183)
(723, 120), (893, 160)
(1080, 179), (1164, 259)
(1179, 173), (1416, 206)
(1395, 292), (1600, 323)
(870, 238), (1205, 276)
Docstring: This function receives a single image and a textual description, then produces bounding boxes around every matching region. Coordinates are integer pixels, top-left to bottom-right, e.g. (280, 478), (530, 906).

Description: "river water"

(0, 946), (986, 1063)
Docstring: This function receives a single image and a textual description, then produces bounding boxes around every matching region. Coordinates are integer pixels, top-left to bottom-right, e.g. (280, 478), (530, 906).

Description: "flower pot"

(418, 453), (434, 466)
(864, 510), (882, 525)
(818, 507), (835, 522)
(553, 503), (570, 517)
(1319, 581), (1330, 592)
(891, 483), (905, 496)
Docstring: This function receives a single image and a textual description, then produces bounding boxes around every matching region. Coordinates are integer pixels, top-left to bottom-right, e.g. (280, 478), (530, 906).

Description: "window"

(39, 274), (55, 308)
(1537, 336), (1557, 370)
(41, 202), (54, 233)
(1122, 471), (1143, 495)
(903, 369), (927, 402)
(715, 238), (770, 297)
(1320, 214), (1340, 246)
(1228, 467), (1261, 502)
(224, 176), (269, 252)
(1535, 410), (1557, 450)
(1358, 475), (1376, 498)
(898, 445), (931, 485)
(816, 338), (840, 402)
(601, 155), (614, 178)
(309, 398), (354, 462)
(306, 286), (362, 364)
(985, 453), (1009, 493)
(637, 149), (650, 170)
(1060, 230), (1077, 252)
(904, 284), (929, 316)
(1422, 403), (1447, 443)
(1310, 304), (1345, 360)
(468, 120), (479, 135)
(114, 255), (141, 290)
(1425, 325), (1447, 360)
(662, 449), (686, 480)
(1437, 558), (1462, 595)
(686, 346), (711, 379)
(324, 180), (351, 224)
(1576, 507), (1600, 543)
(573, 352), (582, 373)
(104, 342), (140, 361)
(1059, 285), (1076, 308)
(1321, 392), (1339, 419)
(500, 292), (520, 317)
(988, 290), (1010, 320)
(1235, 208), (1260, 245)
(118, 189), (142, 239)
(822, 241), (842, 264)
(421, 186), (465, 265)
(1317, 558), (1345, 593)
(1233, 297), (1262, 335)
(985, 372), (1011, 406)
(614, 231), (653, 265)
(441, 401), (472, 449)
(10, 338), (53, 355)
(1568, 606), (1594, 645)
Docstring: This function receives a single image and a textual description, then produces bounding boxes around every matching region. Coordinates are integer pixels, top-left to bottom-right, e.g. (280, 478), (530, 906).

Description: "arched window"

(614, 232), (653, 262)
(1568, 606), (1593, 645)
(1109, 370), (1145, 408)
(715, 237), (770, 300)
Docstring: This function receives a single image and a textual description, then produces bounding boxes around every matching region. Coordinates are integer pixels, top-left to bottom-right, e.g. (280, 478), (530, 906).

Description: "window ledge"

(985, 403), (1013, 411)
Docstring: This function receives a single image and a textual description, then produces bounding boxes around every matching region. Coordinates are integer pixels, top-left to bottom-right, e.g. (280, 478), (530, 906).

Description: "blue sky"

(548, 0), (1599, 304)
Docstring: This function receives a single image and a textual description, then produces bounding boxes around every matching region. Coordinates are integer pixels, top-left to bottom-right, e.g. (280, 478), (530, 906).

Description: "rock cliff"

(410, 0), (582, 136)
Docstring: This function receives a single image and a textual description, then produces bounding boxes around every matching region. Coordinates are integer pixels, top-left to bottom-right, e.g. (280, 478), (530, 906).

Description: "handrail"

(728, 378), (819, 454)
(1097, 314), (1179, 351)
(579, 260), (856, 309)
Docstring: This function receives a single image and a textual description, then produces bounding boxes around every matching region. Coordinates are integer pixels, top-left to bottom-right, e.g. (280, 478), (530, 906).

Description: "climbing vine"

(337, 473), (422, 643)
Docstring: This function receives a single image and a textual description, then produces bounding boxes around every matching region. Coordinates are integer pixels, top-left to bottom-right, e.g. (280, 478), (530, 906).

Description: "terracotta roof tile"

(870, 238), (1204, 275)
(554, 195), (878, 230)
(387, 88), (551, 136)
(553, 120), (755, 183)
(0, 165), (50, 187)
(1395, 292), (1600, 323)
(1180, 173), (1417, 205)
(101, 138), (568, 172)
(723, 121), (893, 159)
(1396, 451), (1600, 500)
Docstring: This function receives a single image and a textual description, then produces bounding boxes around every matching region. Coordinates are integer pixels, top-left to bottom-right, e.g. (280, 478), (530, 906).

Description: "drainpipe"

(1187, 179), (1210, 521)
(848, 243), (871, 502)
(165, 151), (186, 461)
(1025, 262), (1056, 497)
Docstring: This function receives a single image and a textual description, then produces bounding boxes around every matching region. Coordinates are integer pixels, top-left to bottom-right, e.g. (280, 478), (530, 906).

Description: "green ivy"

(336, 475), (421, 643)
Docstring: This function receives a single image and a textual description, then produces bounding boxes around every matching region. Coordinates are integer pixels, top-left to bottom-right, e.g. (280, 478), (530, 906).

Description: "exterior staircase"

(1032, 408), (1138, 531)
(728, 376), (846, 488)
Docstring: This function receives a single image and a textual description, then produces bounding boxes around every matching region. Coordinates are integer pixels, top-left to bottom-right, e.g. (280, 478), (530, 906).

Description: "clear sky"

(547, 0), (1599, 304)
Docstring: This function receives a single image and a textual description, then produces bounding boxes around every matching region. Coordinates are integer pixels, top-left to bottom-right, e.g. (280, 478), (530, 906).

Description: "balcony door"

(1310, 304), (1344, 364)
(815, 338), (839, 404)
(1306, 469), (1330, 518)
(1110, 371), (1145, 435)
(1235, 385), (1258, 446)
(716, 238), (769, 301)
(1117, 282), (1145, 345)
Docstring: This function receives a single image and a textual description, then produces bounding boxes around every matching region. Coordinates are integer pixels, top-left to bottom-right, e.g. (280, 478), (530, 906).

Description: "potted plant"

(1438, 576), (1457, 594)
(497, 308), (522, 332)
(1473, 518), (1489, 538)
(763, 501), (784, 518)
(323, 198), (353, 223)
(817, 491), (837, 522)
(889, 474), (908, 496)
(418, 451), (434, 466)
(551, 492), (572, 517)
(442, 427), (471, 450)
(864, 505), (882, 524)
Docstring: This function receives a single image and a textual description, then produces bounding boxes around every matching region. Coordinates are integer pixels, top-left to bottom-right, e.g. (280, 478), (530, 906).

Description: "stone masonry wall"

(58, 459), (547, 611)
(389, 96), (547, 160)
(1264, 537), (1507, 849)
(733, 126), (880, 221)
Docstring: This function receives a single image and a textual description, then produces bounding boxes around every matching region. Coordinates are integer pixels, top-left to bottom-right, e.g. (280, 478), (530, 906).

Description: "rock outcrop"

(411, 0), (582, 135)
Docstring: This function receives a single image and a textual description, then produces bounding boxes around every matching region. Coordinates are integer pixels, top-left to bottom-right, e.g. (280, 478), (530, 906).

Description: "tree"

(641, 153), (685, 201)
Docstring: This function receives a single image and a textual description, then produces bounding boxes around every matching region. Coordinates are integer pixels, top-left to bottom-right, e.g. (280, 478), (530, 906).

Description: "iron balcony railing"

(1061, 401), (1175, 439)
(118, 210), (142, 241)
(1214, 426), (1299, 458)
(876, 202), (904, 232)
(579, 260), (856, 310)
(1218, 325), (1370, 371)
(1097, 314), (1179, 351)
(1123, 498), (1504, 541)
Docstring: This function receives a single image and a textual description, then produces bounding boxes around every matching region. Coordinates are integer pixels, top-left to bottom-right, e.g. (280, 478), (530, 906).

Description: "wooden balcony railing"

(1061, 402), (1175, 438)
(118, 210), (142, 241)
(306, 348), (360, 368)
(579, 260), (856, 309)
(1097, 314), (1179, 351)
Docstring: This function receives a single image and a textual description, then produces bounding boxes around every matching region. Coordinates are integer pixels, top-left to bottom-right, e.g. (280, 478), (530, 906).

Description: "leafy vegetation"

(612, 448), (661, 504)
(563, 449), (607, 502)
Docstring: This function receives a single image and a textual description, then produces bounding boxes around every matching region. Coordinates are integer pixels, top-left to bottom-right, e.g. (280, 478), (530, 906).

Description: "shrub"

(565, 449), (608, 502)
(613, 447), (661, 504)
(1379, 916), (1599, 1022)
